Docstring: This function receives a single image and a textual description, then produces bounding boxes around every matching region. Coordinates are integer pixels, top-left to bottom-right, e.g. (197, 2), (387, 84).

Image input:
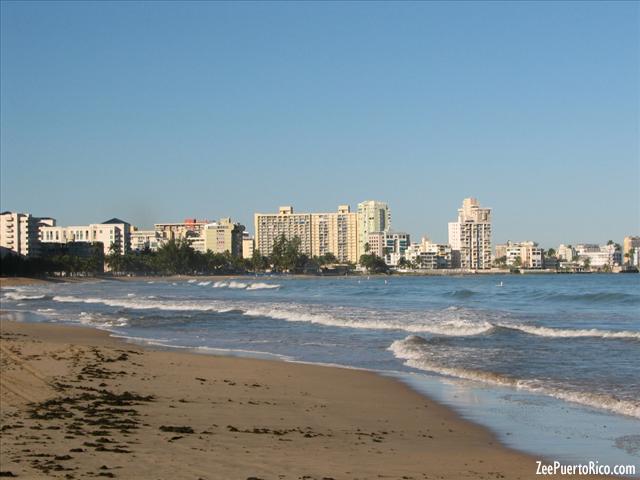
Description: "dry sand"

(0, 318), (615, 480)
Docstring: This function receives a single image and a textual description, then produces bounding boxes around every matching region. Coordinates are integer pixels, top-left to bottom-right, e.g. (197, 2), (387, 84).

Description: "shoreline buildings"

(495, 241), (544, 269)
(448, 198), (492, 270)
(254, 204), (367, 264)
(40, 218), (131, 255)
(0, 212), (55, 258)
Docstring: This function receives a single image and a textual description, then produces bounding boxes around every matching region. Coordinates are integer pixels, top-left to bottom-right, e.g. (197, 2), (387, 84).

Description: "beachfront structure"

(310, 205), (359, 263)
(154, 218), (209, 241)
(40, 218), (131, 255)
(203, 218), (245, 257)
(404, 237), (452, 269)
(0, 211), (55, 258)
(575, 243), (622, 269)
(623, 236), (640, 266)
(495, 241), (543, 269)
(556, 244), (575, 261)
(367, 231), (410, 266)
(130, 229), (167, 252)
(242, 233), (255, 260)
(254, 205), (359, 263)
(357, 200), (391, 259)
(448, 198), (492, 270)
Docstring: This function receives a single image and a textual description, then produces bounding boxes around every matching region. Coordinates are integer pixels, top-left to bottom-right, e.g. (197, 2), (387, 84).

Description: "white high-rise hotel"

(448, 198), (492, 269)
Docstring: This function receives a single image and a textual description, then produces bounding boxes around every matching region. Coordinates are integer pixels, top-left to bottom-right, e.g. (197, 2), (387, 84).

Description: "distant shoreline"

(2, 269), (637, 288)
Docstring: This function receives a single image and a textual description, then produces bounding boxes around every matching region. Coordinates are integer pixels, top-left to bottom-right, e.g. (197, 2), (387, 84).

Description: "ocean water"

(2, 274), (639, 468)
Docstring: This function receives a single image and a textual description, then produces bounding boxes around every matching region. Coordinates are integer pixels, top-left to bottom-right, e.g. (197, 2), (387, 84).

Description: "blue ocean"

(2, 274), (639, 467)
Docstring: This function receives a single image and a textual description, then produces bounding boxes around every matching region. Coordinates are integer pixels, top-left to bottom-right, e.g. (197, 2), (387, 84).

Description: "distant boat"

(497, 281), (504, 287)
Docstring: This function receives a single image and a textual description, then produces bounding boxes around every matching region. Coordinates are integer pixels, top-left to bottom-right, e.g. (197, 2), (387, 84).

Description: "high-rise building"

(311, 205), (359, 263)
(254, 206), (313, 256)
(254, 205), (359, 263)
(448, 198), (492, 270)
(0, 211), (54, 258)
(242, 232), (255, 260)
(40, 218), (131, 255)
(357, 200), (391, 259)
(203, 218), (245, 257)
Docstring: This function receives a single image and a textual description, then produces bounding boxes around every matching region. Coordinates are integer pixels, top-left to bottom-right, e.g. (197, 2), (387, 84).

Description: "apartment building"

(203, 218), (245, 257)
(254, 206), (312, 256)
(575, 244), (622, 268)
(404, 237), (452, 269)
(448, 198), (492, 270)
(254, 205), (360, 263)
(130, 229), (166, 252)
(556, 244), (575, 261)
(495, 241), (543, 269)
(367, 231), (410, 266)
(0, 211), (54, 258)
(310, 205), (359, 263)
(242, 233), (255, 260)
(623, 236), (640, 265)
(40, 218), (131, 255)
(357, 200), (391, 258)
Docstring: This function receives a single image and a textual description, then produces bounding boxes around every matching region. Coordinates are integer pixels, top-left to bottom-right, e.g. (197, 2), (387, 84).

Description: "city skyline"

(1, 2), (638, 246)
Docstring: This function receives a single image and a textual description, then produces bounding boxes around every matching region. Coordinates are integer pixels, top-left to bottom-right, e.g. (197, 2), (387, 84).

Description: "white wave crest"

(508, 324), (640, 340)
(197, 281), (211, 286)
(246, 283), (280, 291)
(3, 292), (46, 301)
(389, 336), (640, 419)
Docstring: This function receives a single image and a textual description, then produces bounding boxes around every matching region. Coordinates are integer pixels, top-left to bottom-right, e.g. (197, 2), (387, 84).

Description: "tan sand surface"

(0, 319), (615, 479)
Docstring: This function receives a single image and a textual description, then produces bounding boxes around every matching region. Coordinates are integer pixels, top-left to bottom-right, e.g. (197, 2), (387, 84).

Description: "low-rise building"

(404, 237), (452, 269)
(556, 244), (575, 262)
(575, 243), (622, 269)
(130, 229), (167, 252)
(367, 231), (411, 266)
(495, 241), (544, 269)
(40, 218), (131, 255)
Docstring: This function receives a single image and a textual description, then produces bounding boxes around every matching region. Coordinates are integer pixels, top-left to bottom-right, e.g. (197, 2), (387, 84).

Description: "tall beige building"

(623, 236), (640, 256)
(203, 218), (245, 257)
(0, 211), (54, 258)
(357, 200), (391, 258)
(448, 198), (492, 270)
(254, 205), (359, 263)
(311, 205), (359, 263)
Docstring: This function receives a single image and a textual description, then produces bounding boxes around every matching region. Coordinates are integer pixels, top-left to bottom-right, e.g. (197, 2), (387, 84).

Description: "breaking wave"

(389, 335), (640, 419)
(246, 283), (281, 291)
(3, 292), (49, 301)
(48, 295), (640, 340)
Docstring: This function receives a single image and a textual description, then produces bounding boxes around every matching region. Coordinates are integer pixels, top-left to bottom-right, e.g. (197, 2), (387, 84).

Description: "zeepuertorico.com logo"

(536, 460), (636, 476)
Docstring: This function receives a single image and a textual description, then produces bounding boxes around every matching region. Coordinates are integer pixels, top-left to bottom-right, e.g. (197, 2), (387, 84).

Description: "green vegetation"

(359, 253), (389, 274)
(1, 235), (354, 277)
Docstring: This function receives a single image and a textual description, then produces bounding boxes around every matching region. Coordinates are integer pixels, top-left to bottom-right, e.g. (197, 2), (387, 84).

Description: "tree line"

(1, 235), (391, 277)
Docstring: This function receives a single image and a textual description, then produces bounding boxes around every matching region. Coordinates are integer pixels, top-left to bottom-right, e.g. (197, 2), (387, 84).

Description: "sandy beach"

(0, 313), (618, 480)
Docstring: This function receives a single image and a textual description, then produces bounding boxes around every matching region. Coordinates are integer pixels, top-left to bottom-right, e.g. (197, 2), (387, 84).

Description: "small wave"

(197, 281), (211, 286)
(508, 324), (640, 340)
(3, 292), (48, 301)
(212, 280), (248, 289)
(389, 336), (640, 419)
(536, 291), (639, 304)
(446, 289), (477, 299)
(246, 283), (280, 291)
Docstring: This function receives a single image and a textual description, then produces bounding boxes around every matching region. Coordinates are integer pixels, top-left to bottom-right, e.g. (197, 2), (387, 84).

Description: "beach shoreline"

(0, 317), (619, 479)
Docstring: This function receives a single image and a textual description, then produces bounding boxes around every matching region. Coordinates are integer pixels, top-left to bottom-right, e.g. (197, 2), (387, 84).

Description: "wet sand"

(0, 319), (615, 479)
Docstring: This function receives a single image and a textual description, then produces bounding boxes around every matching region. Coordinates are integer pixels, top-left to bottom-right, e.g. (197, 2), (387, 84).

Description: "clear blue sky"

(1, 1), (638, 247)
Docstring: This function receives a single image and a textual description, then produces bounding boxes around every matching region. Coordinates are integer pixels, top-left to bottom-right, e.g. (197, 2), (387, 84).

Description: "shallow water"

(2, 274), (639, 467)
